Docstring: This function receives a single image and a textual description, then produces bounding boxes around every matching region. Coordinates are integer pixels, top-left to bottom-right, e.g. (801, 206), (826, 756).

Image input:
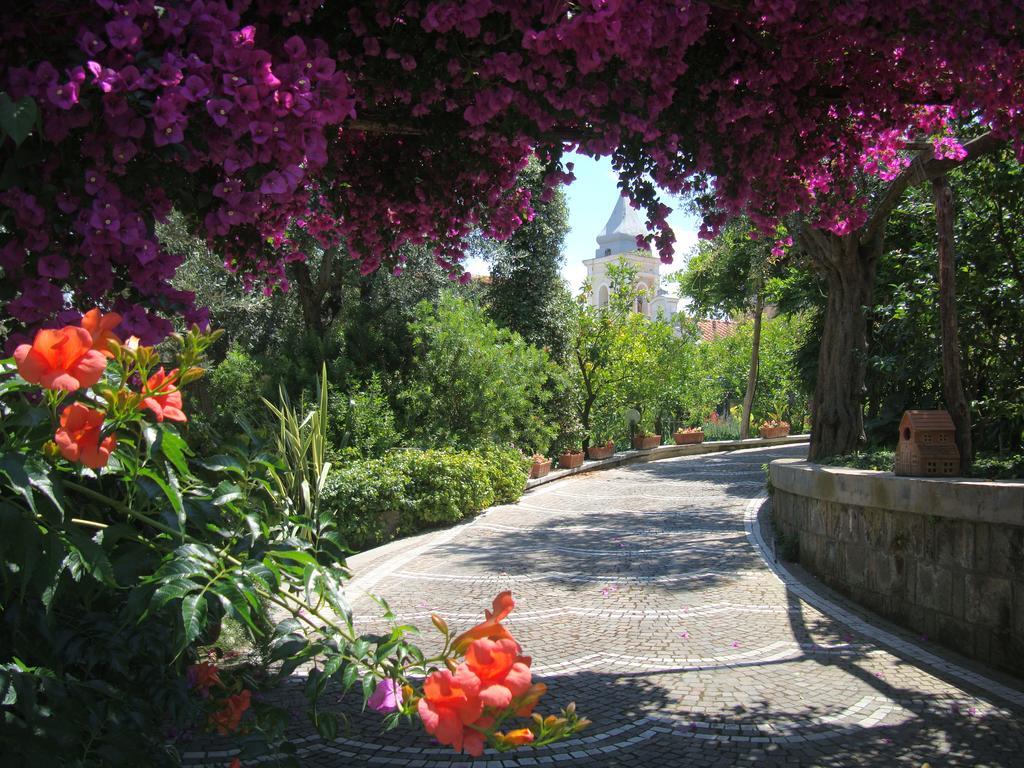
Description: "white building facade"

(582, 195), (679, 319)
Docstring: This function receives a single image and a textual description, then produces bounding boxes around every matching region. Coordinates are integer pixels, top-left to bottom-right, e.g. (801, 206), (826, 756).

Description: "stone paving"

(184, 444), (1024, 767)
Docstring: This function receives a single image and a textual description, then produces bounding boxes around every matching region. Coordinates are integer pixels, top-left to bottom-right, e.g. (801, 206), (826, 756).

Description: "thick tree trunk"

(931, 175), (973, 472)
(740, 291), (764, 440)
(803, 230), (881, 461)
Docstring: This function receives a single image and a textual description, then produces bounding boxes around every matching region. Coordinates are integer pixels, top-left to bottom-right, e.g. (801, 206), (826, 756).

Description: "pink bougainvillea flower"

(15, 326), (107, 391)
(79, 307), (122, 357)
(141, 367), (187, 422)
(452, 591), (517, 652)
(417, 666), (484, 755)
(54, 402), (117, 469)
(368, 678), (402, 713)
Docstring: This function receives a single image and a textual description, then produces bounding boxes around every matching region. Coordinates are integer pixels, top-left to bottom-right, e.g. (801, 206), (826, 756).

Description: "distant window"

(604, 248), (611, 256)
(598, 285), (609, 307)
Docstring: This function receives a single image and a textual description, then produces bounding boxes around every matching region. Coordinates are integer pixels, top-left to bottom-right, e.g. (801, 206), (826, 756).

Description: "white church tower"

(582, 195), (679, 319)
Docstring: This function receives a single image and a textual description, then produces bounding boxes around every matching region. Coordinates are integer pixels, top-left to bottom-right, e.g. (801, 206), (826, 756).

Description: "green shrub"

(400, 295), (557, 454)
(476, 445), (530, 504)
(321, 446), (529, 550)
(207, 345), (267, 427)
(328, 375), (403, 459)
(321, 454), (412, 549)
(820, 450), (895, 471)
(968, 453), (1024, 480)
(702, 416), (741, 441)
(400, 449), (494, 525)
(823, 449), (1024, 479)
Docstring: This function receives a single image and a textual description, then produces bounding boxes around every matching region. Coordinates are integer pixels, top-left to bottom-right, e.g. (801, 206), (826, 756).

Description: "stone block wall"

(770, 460), (1024, 677)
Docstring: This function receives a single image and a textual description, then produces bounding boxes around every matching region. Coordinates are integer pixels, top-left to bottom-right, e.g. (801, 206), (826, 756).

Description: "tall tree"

(487, 158), (572, 359)
(797, 132), (1004, 459)
(931, 174), (972, 470)
(866, 148), (1024, 454)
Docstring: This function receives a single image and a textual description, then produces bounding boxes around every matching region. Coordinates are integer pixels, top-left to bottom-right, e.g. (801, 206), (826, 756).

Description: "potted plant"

(759, 419), (791, 439)
(631, 429), (661, 450)
(673, 426), (705, 445)
(557, 447), (585, 469)
(586, 437), (615, 460)
(554, 410), (585, 469)
(529, 453), (552, 479)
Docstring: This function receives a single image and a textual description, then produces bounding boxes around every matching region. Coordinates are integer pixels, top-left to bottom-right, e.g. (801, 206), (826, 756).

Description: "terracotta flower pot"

(631, 434), (661, 450)
(760, 424), (791, 440)
(529, 458), (551, 478)
(586, 441), (615, 460)
(557, 451), (584, 469)
(673, 429), (705, 445)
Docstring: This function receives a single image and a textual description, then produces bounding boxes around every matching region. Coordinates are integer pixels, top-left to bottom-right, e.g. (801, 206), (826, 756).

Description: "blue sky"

(464, 151), (701, 293)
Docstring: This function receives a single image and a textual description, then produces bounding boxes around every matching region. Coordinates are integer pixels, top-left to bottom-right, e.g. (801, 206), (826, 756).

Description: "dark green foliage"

(342, 246), (454, 379)
(400, 295), (557, 454)
(327, 375), (403, 459)
(487, 159), (573, 359)
(866, 149), (1024, 451)
(0, 355), (422, 767)
(820, 450), (897, 472)
(677, 217), (776, 318)
(321, 453), (412, 550)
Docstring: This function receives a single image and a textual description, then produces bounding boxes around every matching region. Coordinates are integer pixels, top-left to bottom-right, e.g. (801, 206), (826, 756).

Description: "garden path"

(185, 444), (1024, 767)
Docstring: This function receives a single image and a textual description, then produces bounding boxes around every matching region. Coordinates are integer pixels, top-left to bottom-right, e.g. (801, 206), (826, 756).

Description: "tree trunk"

(580, 392), (595, 452)
(802, 230), (881, 461)
(931, 175), (973, 472)
(740, 291), (764, 440)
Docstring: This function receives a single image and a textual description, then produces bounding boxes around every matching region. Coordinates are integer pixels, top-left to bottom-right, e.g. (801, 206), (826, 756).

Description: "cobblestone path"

(186, 444), (1024, 767)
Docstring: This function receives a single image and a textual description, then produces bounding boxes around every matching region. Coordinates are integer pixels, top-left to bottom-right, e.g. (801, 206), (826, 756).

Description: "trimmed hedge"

(321, 445), (530, 550)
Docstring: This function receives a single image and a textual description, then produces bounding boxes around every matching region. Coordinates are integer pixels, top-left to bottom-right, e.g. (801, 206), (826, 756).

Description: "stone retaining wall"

(525, 434), (809, 489)
(769, 459), (1024, 676)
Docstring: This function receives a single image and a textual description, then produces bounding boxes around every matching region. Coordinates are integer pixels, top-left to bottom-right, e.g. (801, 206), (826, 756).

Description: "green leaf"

(340, 662), (358, 693)
(142, 425), (159, 456)
(314, 711), (338, 740)
(360, 671), (377, 703)
(181, 592), (207, 645)
(138, 468), (184, 526)
(65, 527), (117, 586)
(158, 429), (191, 477)
(211, 482), (242, 506)
(0, 93), (38, 146)
(0, 455), (36, 514)
(22, 456), (66, 520)
(151, 579), (193, 608)
(198, 455), (245, 474)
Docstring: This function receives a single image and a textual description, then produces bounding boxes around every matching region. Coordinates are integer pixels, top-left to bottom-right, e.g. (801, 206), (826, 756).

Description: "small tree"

(568, 258), (654, 449)
(677, 218), (785, 439)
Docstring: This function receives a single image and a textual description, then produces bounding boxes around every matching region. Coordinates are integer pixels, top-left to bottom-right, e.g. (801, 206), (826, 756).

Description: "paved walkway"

(186, 444), (1024, 767)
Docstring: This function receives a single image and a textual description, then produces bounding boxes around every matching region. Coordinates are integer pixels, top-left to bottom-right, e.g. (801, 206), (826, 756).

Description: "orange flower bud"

(178, 366), (206, 385)
(497, 728), (534, 747)
(431, 613), (449, 636)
